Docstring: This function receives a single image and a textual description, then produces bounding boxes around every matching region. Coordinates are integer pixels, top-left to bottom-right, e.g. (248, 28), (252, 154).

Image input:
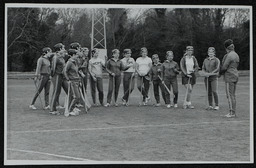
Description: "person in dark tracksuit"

(79, 47), (89, 93)
(162, 51), (180, 108)
(150, 54), (166, 107)
(105, 49), (130, 107)
(121, 49), (136, 106)
(63, 49), (81, 116)
(29, 47), (52, 110)
(88, 48), (107, 106)
(220, 39), (240, 118)
(49, 43), (68, 115)
(202, 47), (220, 110)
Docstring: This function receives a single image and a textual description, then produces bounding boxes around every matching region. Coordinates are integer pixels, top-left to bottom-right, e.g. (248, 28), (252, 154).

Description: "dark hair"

(70, 42), (81, 50)
(224, 39), (233, 49)
(68, 49), (77, 56)
(53, 43), (64, 52)
(42, 47), (51, 54)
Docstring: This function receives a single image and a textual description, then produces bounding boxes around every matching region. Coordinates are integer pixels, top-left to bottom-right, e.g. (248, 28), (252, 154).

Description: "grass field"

(5, 76), (251, 164)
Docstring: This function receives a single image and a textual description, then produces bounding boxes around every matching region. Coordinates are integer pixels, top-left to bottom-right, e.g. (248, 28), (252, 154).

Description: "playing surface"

(6, 76), (251, 163)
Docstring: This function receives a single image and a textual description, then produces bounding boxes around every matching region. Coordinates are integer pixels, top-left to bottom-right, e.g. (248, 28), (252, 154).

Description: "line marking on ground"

(9, 120), (249, 134)
(7, 148), (95, 161)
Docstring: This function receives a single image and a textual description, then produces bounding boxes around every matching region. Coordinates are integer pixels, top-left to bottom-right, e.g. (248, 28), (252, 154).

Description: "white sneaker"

(64, 112), (69, 117)
(29, 105), (37, 110)
(57, 105), (65, 109)
(69, 111), (78, 116)
(167, 104), (171, 108)
(76, 103), (83, 108)
(122, 98), (126, 105)
(174, 104), (178, 108)
(44, 105), (50, 110)
(214, 106), (219, 110)
(104, 103), (110, 107)
(143, 102), (147, 106)
(155, 103), (161, 107)
(74, 107), (81, 112)
(145, 96), (150, 104)
(115, 103), (118, 107)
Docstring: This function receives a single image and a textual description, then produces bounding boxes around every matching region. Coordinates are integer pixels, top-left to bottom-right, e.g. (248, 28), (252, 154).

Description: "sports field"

(6, 76), (251, 163)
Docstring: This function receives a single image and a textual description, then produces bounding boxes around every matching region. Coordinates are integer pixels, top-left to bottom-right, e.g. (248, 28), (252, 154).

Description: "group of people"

(29, 39), (240, 118)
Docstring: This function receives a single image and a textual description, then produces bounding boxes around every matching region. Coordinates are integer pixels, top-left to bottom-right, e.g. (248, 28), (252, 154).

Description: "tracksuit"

(50, 52), (68, 112)
(202, 56), (220, 107)
(150, 62), (166, 104)
(31, 55), (51, 106)
(63, 58), (81, 112)
(162, 60), (180, 105)
(221, 50), (240, 114)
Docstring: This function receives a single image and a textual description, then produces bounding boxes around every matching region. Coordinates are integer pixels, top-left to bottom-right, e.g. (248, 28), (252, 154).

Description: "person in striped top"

(202, 47), (220, 110)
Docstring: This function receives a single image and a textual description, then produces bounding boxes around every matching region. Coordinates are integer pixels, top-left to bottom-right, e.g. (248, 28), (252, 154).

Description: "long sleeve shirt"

(150, 62), (163, 81)
(180, 55), (199, 76)
(162, 60), (180, 79)
(63, 58), (80, 81)
(202, 56), (220, 81)
(51, 52), (66, 76)
(121, 57), (135, 73)
(35, 56), (51, 75)
(221, 50), (239, 83)
(106, 58), (125, 76)
(88, 57), (105, 78)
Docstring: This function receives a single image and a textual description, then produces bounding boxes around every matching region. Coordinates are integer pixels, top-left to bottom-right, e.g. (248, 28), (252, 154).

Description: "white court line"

(9, 120), (249, 134)
(7, 148), (95, 161)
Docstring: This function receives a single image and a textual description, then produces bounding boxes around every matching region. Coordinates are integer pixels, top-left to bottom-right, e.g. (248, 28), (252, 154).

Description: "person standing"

(29, 47), (52, 110)
(79, 47), (90, 93)
(121, 49), (136, 106)
(150, 54), (166, 107)
(202, 47), (220, 110)
(180, 46), (199, 109)
(105, 49), (129, 107)
(49, 43), (68, 115)
(162, 51), (180, 108)
(88, 48), (107, 106)
(136, 47), (152, 105)
(220, 39), (240, 118)
(63, 49), (81, 116)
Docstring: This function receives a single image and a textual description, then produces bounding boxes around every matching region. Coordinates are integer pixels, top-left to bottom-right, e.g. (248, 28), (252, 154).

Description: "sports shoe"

(44, 105), (50, 110)
(76, 103), (83, 108)
(155, 103), (161, 107)
(145, 96), (150, 104)
(174, 104), (178, 108)
(206, 106), (214, 110)
(214, 106), (219, 110)
(57, 105), (65, 109)
(29, 105), (37, 110)
(69, 111), (78, 116)
(115, 103), (118, 107)
(49, 111), (60, 115)
(187, 105), (195, 109)
(167, 104), (171, 108)
(64, 112), (69, 117)
(122, 98), (126, 105)
(143, 102), (147, 106)
(104, 103), (110, 107)
(74, 107), (81, 112)
(225, 113), (236, 118)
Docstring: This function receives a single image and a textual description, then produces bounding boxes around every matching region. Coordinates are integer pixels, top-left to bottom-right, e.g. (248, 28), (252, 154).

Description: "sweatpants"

(153, 79), (166, 104)
(68, 81), (81, 112)
(50, 74), (68, 111)
(90, 76), (104, 105)
(164, 77), (178, 104)
(122, 72), (135, 102)
(31, 74), (50, 106)
(225, 82), (237, 114)
(107, 75), (121, 104)
(204, 78), (219, 106)
(137, 76), (150, 101)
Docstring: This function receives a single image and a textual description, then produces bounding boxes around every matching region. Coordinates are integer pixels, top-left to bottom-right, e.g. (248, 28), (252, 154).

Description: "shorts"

(182, 73), (196, 85)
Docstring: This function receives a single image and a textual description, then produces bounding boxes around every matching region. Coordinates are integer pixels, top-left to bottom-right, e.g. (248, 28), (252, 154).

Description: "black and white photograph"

(4, 2), (253, 165)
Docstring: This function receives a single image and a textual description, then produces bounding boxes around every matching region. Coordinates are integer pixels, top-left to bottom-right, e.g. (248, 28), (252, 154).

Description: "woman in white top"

(135, 47), (152, 105)
(180, 46), (199, 109)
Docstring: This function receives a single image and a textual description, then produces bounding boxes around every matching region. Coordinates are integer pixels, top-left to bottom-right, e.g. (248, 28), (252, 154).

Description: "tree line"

(7, 7), (250, 71)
